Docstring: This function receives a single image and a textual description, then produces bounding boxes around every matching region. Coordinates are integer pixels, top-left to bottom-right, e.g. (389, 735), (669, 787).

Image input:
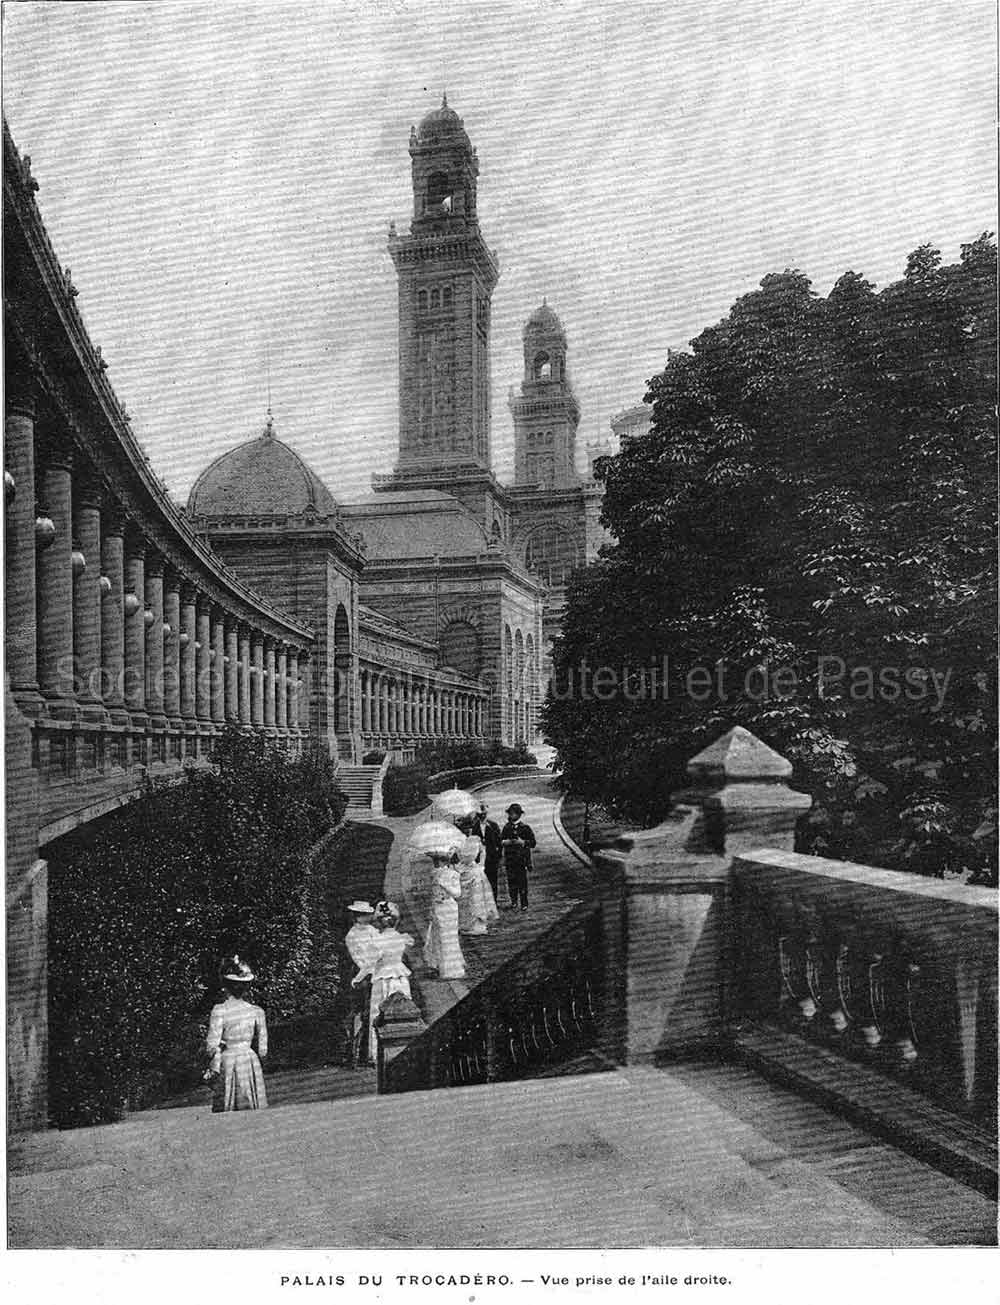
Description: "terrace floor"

(9, 1057), (995, 1248)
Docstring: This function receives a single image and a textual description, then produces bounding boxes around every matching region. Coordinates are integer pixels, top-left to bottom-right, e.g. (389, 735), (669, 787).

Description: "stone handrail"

(425, 763), (541, 793)
(730, 848), (997, 1124)
(369, 752), (393, 817)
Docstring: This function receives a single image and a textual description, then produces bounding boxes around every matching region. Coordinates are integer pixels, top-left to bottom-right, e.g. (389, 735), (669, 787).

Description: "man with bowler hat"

(476, 800), (503, 903)
(500, 803), (536, 911)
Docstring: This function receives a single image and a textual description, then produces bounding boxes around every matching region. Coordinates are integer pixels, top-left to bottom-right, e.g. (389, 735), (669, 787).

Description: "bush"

(362, 750), (386, 765)
(380, 740), (538, 815)
(47, 729), (347, 1127)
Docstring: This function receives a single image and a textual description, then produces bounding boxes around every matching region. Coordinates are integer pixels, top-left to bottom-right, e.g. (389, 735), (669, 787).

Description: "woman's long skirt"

(212, 1045), (267, 1112)
(424, 897), (466, 979)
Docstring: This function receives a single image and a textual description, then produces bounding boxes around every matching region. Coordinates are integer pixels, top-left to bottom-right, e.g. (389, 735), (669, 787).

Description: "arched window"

(533, 351), (551, 380)
(427, 171), (452, 209)
(442, 286), (452, 308)
(524, 525), (579, 587)
(439, 620), (480, 679)
(418, 289), (427, 311)
(504, 625), (513, 698)
(430, 288), (440, 310)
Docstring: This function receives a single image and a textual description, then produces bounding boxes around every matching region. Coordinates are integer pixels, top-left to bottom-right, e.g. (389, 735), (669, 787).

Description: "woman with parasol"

(408, 820), (466, 979)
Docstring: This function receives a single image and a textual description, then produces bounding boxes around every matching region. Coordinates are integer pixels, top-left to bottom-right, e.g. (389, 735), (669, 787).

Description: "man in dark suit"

(500, 802), (537, 911)
(476, 801), (503, 903)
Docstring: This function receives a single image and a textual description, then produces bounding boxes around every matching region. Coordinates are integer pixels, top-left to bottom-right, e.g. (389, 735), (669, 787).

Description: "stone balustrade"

(731, 849), (997, 1125)
(587, 725), (997, 1194)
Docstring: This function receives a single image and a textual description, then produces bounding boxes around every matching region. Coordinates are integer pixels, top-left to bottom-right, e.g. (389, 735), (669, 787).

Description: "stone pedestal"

(591, 726), (811, 1064)
(375, 992), (428, 1093)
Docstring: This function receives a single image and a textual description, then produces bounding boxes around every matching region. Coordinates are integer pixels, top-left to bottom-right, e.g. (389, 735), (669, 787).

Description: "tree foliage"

(544, 237), (996, 882)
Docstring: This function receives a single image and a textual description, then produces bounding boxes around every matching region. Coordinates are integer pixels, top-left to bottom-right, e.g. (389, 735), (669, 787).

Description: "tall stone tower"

(509, 301), (581, 487)
(385, 97), (500, 482)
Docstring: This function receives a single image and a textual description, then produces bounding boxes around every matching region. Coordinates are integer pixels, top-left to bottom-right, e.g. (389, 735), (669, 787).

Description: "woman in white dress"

(423, 854), (466, 979)
(353, 902), (414, 1062)
(455, 816), (500, 935)
(203, 955), (268, 1112)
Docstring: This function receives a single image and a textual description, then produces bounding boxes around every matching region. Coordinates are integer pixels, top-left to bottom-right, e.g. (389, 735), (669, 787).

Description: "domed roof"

(187, 415), (339, 520)
(416, 94), (470, 147)
(524, 299), (566, 340)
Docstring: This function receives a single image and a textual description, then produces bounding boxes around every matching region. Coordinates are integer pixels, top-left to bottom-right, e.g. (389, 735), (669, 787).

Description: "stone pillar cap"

(686, 725), (792, 784)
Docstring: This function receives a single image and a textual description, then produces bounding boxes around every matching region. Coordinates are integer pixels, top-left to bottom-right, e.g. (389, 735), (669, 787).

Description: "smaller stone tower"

(509, 301), (581, 487)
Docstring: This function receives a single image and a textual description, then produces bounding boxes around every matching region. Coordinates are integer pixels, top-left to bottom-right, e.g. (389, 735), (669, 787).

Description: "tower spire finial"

(442, 90), (448, 108)
(263, 339), (274, 437)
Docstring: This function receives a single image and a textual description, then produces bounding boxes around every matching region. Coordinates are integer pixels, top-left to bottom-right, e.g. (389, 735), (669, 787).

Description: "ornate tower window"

(426, 170), (453, 212)
(533, 351), (551, 380)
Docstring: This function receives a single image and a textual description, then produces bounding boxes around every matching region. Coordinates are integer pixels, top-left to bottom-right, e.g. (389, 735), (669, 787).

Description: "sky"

(3, 0), (995, 504)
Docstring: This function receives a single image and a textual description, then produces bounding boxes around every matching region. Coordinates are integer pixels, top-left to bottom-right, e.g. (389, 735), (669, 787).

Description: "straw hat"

(348, 900), (375, 915)
(220, 954), (255, 983)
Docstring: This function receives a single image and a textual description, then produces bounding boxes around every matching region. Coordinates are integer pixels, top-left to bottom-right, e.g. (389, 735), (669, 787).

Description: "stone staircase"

(337, 763), (383, 816)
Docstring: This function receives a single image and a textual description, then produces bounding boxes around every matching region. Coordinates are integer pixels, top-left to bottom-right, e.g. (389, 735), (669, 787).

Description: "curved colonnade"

(4, 123), (313, 842)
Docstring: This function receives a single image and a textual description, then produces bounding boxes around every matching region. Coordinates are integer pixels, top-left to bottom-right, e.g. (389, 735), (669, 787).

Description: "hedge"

(381, 741), (538, 815)
(46, 728), (348, 1127)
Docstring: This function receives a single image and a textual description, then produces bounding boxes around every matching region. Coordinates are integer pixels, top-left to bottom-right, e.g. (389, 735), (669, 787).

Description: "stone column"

(123, 535), (146, 718)
(211, 608), (226, 725)
(276, 645), (288, 731)
(71, 472), (104, 715)
(179, 585), (197, 722)
(195, 595), (212, 722)
(162, 572), (182, 723)
(224, 619), (239, 722)
(287, 649), (300, 730)
(251, 633), (264, 725)
(263, 638), (276, 729)
(360, 670), (370, 733)
(36, 448), (75, 712)
(238, 626), (252, 725)
(5, 381), (39, 707)
(376, 676), (385, 734)
(100, 506), (127, 720)
(591, 726), (812, 1065)
(144, 553), (166, 725)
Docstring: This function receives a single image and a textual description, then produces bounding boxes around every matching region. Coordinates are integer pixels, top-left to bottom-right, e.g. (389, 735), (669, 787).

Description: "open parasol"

(432, 787), (480, 820)
(407, 820), (466, 860)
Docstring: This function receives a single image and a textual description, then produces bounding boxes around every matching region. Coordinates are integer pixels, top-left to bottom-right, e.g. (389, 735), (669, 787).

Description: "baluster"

(554, 1001), (568, 1041)
(583, 976), (598, 1024)
(541, 1004), (558, 1048)
(856, 948), (885, 1051)
(884, 953), (920, 1069)
(778, 931), (817, 1026)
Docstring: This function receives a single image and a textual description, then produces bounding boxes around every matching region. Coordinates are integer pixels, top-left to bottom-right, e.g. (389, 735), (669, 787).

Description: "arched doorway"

(333, 603), (352, 756)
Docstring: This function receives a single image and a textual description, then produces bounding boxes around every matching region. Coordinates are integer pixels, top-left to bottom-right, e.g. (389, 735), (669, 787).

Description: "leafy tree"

(544, 237), (996, 882)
